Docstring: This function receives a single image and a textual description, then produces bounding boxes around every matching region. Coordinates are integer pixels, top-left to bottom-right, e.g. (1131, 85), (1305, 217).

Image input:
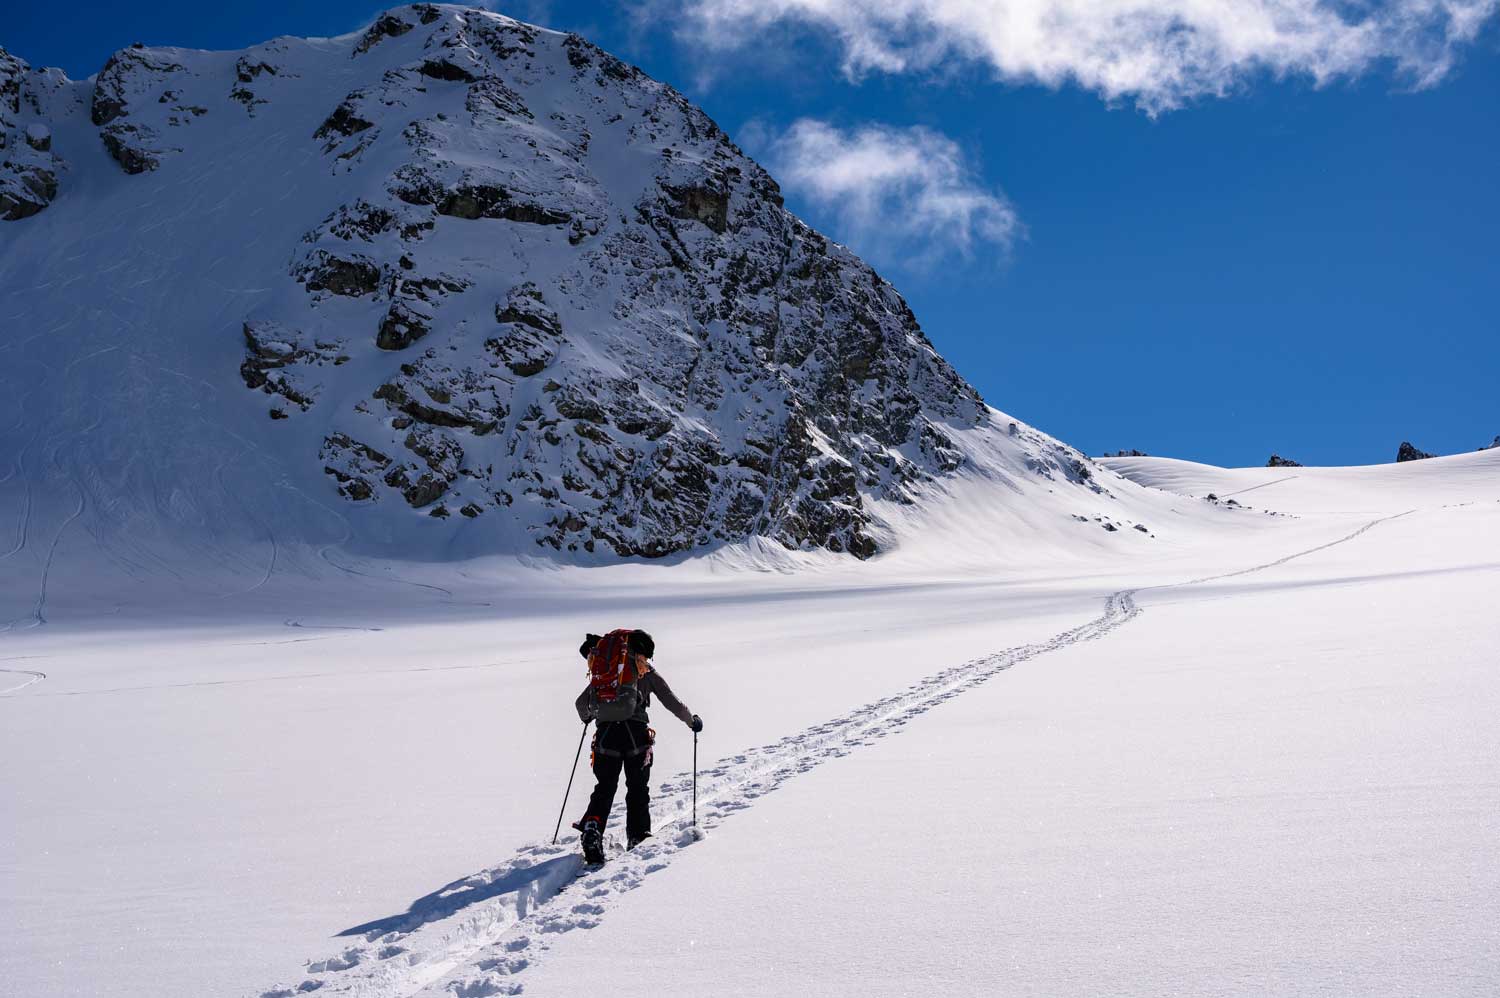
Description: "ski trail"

(0, 425), (40, 561)
(0, 668), (46, 695)
(212, 456), (279, 599)
(31, 478), (86, 626)
(318, 531), (454, 600)
(261, 513), (1409, 998)
(1173, 510), (1412, 587)
(1219, 475), (1299, 499)
(198, 416), (456, 602)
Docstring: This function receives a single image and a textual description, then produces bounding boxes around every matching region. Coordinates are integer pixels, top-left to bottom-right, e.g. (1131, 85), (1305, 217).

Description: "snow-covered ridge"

(1, 4), (1138, 573)
(1100, 447), (1500, 515)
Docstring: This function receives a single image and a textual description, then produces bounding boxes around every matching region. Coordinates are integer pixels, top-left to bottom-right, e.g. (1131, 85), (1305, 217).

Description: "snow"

(1097, 450), (1500, 513)
(528, 511), (1499, 998)
(2, 449), (1496, 997)
(1, 6), (1496, 997)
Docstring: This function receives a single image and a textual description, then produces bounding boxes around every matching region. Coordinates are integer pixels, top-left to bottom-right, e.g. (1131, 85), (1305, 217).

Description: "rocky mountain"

(0, 5), (1113, 565)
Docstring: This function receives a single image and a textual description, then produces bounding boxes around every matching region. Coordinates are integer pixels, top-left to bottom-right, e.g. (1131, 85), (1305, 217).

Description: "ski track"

(0, 424), (40, 562)
(260, 512), (1412, 998)
(0, 668), (47, 695)
(1219, 475), (1300, 499)
(31, 476), (87, 626)
(212, 455), (279, 600)
(284, 619), (386, 632)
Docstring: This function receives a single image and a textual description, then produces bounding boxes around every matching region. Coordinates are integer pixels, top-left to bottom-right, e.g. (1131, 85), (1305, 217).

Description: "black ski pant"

(583, 720), (652, 840)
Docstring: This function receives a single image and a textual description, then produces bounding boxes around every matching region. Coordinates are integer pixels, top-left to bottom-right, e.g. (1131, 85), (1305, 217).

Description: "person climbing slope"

(573, 629), (701, 864)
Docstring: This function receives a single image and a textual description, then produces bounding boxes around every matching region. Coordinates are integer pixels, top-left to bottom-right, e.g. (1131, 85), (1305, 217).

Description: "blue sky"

(7, 1), (1498, 466)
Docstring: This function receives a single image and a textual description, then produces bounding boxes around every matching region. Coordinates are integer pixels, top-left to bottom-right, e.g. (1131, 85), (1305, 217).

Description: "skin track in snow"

(261, 511), (1411, 998)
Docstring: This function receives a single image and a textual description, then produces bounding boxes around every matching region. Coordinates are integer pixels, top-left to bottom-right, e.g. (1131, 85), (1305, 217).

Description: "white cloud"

(753, 119), (1021, 269)
(683, 0), (1498, 113)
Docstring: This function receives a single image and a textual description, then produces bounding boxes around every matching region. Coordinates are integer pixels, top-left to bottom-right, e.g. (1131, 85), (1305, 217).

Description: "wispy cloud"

(750, 119), (1021, 270)
(683, 0), (1498, 114)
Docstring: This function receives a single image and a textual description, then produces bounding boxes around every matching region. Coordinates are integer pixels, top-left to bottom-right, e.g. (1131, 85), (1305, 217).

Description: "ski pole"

(692, 728), (698, 827)
(552, 720), (590, 844)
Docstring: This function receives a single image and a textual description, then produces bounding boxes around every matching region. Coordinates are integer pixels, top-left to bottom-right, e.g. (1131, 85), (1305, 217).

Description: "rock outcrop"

(0, 48), (66, 220)
(239, 321), (349, 416)
(1266, 454), (1302, 468)
(1397, 441), (1434, 463)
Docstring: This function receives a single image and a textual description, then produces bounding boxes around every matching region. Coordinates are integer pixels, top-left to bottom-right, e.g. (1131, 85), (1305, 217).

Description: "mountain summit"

(1, 5), (1106, 564)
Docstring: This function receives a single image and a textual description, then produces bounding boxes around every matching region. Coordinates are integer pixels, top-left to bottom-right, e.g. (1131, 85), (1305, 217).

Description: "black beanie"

(579, 633), (602, 659)
(627, 630), (655, 659)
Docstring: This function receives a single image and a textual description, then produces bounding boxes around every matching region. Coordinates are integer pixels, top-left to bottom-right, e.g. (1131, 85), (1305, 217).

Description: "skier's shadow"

(337, 854), (581, 938)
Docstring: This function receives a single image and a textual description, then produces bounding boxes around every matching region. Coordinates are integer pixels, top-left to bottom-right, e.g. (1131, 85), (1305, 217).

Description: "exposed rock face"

(239, 321), (348, 414)
(295, 251), (382, 297)
(321, 432), (391, 502)
(1397, 441), (1434, 463)
(229, 6), (993, 559)
(91, 47), (194, 173)
(1267, 454), (1302, 468)
(353, 12), (417, 55)
(1104, 449), (1149, 458)
(0, 48), (66, 220)
(3, 6), (1113, 561)
(490, 283), (562, 375)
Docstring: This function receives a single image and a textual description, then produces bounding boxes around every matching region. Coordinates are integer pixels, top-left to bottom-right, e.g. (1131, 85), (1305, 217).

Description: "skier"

(573, 629), (701, 864)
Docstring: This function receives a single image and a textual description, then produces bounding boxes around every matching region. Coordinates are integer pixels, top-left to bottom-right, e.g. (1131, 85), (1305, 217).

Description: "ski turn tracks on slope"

(0, 666), (46, 695)
(261, 511), (1414, 998)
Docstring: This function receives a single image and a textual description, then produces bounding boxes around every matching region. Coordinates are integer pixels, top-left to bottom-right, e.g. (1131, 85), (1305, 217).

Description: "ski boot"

(575, 816), (605, 865)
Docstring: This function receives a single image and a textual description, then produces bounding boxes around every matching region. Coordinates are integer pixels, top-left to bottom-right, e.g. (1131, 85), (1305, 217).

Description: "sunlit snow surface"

(1, 447), (1495, 997)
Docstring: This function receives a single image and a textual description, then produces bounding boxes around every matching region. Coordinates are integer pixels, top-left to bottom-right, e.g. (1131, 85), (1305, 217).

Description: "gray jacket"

(576, 668), (694, 728)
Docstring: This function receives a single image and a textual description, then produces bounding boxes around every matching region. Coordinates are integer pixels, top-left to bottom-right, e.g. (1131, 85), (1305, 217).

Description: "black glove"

(579, 633), (601, 659)
(690, 714), (703, 733)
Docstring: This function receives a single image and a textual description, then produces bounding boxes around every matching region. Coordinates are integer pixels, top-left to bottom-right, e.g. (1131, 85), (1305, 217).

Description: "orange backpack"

(587, 628), (646, 723)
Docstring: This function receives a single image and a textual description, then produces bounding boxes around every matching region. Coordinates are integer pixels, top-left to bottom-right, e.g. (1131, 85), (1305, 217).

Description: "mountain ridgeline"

(0, 5), (1104, 563)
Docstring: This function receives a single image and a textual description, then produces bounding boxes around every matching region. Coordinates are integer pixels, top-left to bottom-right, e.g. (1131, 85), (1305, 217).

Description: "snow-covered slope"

(520, 492), (1500, 998)
(0, 3), (1169, 582)
(1100, 448), (1500, 513)
(4, 444), (1494, 998)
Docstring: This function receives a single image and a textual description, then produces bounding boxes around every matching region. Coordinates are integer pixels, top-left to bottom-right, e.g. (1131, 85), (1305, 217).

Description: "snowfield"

(3, 448), (1497, 997)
